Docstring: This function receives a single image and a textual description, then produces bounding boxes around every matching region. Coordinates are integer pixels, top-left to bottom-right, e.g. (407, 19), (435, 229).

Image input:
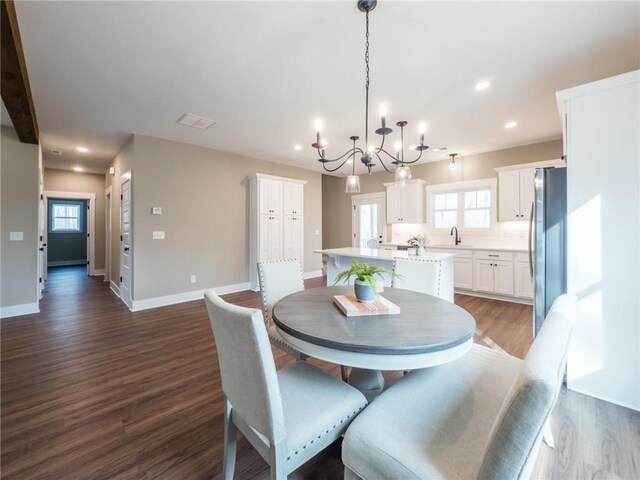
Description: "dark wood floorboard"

(1, 266), (638, 479)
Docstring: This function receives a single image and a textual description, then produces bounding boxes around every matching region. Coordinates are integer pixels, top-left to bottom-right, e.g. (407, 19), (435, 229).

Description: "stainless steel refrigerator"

(530, 166), (567, 336)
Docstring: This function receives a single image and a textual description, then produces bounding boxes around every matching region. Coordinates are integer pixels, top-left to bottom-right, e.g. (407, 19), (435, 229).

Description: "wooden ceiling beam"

(1, 0), (38, 144)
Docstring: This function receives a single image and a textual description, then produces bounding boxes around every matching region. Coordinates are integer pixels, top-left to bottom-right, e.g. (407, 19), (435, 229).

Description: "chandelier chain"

(364, 10), (370, 147)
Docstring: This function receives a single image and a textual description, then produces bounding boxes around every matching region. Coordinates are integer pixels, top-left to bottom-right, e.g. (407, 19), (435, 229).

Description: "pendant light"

(449, 153), (458, 172)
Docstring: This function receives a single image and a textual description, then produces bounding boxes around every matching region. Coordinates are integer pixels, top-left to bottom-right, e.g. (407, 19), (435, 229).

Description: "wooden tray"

(333, 294), (400, 317)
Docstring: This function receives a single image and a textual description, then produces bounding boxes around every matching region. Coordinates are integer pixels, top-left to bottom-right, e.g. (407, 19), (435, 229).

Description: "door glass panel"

(359, 204), (378, 248)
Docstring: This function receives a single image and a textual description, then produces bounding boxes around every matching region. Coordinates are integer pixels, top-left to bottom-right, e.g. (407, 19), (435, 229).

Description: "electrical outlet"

(190, 275), (197, 284)
(151, 207), (162, 215)
(314, 229), (320, 236)
(152, 231), (165, 239)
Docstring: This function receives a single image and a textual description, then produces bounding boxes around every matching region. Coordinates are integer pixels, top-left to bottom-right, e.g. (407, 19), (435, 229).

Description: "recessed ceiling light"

(50, 149), (62, 156)
(75, 146), (89, 153)
(431, 147), (448, 153)
(505, 121), (518, 129)
(73, 166), (84, 172)
(475, 80), (491, 91)
(293, 144), (302, 151)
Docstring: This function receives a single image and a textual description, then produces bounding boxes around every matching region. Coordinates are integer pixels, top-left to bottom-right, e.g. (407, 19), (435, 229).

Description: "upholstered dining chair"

(392, 256), (453, 302)
(341, 294), (577, 480)
(258, 259), (307, 361)
(203, 291), (368, 480)
(258, 259), (349, 381)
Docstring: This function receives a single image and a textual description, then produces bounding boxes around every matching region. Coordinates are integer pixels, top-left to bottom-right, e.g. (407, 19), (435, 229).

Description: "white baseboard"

(1, 302), (40, 319)
(455, 289), (533, 305)
(567, 386), (640, 412)
(302, 269), (323, 280)
(92, 269), (105, 277)
(48, 260), (87, 267)
(110, 281), (120, 298)
(131, 282), (251, 312)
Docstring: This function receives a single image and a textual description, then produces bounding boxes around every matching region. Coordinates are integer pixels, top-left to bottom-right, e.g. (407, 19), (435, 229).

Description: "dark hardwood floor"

(1, 267), (638, 479)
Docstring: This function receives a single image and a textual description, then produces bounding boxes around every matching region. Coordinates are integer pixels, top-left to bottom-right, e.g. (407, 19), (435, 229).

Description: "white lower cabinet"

(473, 259), (495, 293)
(453, 258), (473, 290)
(473, 259), (514, 296)
(493, 261), (514, 296)
(259, 214), (283, 262)
(283, 215), (304, 264)
(514, 254), (534, 299)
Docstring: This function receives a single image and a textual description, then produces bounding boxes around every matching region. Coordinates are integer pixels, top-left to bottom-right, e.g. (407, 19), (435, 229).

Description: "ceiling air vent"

(177, 113), (216, 130)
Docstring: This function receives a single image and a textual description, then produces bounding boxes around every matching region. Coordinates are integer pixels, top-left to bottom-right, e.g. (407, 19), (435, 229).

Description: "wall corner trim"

(130, 282), (251, 312)
(110, 281), (120, 298)
(0, 303), (40, 319)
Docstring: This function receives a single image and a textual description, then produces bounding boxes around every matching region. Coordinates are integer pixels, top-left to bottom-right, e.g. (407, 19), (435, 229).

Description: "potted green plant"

(407, 234), (429, 256)
(334, 259), (400, 303)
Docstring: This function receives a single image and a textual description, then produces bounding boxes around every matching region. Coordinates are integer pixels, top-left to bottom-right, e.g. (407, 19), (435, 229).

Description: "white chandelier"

(311, 0), (429, 193)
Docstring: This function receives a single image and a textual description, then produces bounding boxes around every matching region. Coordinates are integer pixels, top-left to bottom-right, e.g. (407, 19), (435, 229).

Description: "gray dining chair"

(258, 259), (349, 381)
(203, 291), (368, 480)
(392, 256), (453, 302)
(258, 259), (307, 361)
(342, 294), (577, 480)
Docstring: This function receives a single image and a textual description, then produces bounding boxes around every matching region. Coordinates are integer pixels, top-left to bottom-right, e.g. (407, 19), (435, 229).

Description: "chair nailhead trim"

(287, 404), (367, 459)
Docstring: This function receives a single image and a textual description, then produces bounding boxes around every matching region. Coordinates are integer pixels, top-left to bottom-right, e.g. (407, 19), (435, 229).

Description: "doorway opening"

(44, 191), (96, 276)
(351, 192), (387, 248)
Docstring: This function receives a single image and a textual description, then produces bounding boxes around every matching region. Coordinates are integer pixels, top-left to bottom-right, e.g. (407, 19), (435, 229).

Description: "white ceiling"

(13, 1), (640, 175)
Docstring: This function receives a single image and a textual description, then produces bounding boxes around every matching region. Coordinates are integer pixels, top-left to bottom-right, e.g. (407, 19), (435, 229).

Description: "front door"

(352, 194), (386, 248)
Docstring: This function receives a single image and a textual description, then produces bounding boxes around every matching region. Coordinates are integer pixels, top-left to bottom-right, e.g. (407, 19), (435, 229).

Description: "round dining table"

(272, 285), (476, 401)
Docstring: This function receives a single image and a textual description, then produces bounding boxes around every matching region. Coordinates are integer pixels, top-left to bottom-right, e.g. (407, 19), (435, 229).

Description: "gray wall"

(47, 199), (87, 265)
(44, 168), (106, 269)
(106, 134), (323, 301)
(322, 139), (563, 248)
(1, 126), (39, 309)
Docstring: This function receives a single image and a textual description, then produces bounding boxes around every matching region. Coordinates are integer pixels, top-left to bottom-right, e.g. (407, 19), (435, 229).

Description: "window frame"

(426, 178), (497, 235)
(49, 200), (85, 234)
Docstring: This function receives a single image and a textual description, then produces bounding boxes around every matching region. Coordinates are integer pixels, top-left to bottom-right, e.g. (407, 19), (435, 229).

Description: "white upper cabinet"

(283, 182), (304, 216)
(384, 179), (425, 223)
(497, 160), (563, 222)
(259, 179), (283, 216)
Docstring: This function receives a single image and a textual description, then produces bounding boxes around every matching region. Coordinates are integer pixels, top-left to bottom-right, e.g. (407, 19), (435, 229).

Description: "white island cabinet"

(315, 248), (454, 301)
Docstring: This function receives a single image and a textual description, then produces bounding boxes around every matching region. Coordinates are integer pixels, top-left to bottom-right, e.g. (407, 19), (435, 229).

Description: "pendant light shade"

(345, 175), (361, 194)
(395, 165), (412, 183)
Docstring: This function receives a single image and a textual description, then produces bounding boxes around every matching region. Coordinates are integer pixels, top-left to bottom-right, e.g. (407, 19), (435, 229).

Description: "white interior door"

(105, 187), (112, 283)
(120, 175), (132, 308)
(352, 194), (386, 248)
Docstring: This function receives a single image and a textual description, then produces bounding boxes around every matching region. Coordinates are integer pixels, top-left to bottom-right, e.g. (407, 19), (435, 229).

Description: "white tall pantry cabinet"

(558, 70), (639, 411)
(249, 174), (306, 290)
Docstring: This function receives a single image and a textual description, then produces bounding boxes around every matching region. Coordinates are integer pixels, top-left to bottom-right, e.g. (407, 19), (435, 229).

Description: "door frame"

(119, 171), (133, 309)
(105, 186), (112, 283)
(351, 192), (387, 247)
(44, 190), (96, 276)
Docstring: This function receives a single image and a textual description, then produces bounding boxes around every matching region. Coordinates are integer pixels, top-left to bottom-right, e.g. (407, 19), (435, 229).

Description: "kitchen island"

(315, 247), (454, 300)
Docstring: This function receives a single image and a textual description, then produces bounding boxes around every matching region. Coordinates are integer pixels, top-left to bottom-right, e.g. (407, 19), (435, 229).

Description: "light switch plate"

(9, 232), (23, 241)
(151, 207), (162, 215)
(152, 231), (165, 239)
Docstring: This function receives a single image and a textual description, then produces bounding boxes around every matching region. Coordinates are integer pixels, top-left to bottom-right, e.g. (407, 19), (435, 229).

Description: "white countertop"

(314, 247), (453, 260)
(380, 242), (527, 253)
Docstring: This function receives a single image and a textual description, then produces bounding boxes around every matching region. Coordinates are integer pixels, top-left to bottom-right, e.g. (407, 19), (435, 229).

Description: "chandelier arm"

(321, 156), (352, 173)
(398, 147), (425, 165)
(316, 147), (363, 163)
(374, 152), (394, 174)
(376, 147), (399, 161)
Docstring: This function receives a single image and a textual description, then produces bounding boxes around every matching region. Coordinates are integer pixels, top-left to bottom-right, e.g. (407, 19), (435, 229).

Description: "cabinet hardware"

(488, 254), (499, 257)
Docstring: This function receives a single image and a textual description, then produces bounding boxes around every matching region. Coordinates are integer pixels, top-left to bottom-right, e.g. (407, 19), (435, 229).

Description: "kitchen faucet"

(450, 226), (462, 246)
